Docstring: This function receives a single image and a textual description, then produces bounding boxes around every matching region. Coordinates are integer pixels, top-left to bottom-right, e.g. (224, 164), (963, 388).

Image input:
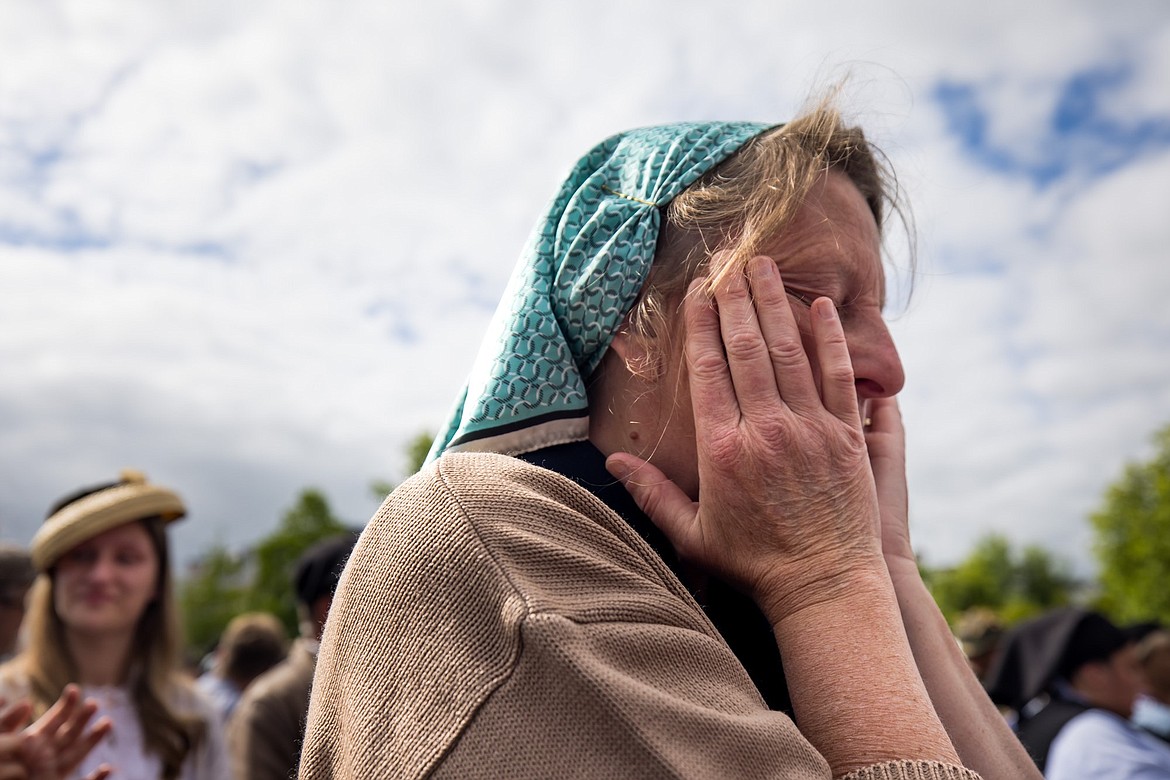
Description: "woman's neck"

(65, 629), (136, 687)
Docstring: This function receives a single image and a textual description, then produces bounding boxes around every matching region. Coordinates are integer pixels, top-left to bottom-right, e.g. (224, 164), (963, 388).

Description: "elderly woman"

(0, 470), (231, 780)
(301, 102), (1038, 778)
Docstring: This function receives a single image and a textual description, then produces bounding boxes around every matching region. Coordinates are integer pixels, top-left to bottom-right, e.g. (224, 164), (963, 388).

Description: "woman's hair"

(622, 94), (908, 376)
(19, 517), (205, 780)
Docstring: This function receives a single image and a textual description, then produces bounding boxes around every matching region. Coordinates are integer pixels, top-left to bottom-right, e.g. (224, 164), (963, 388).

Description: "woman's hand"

(0, 688), (111, 780)
(607, 257), (885, 620)
(865, 396), (917, 570)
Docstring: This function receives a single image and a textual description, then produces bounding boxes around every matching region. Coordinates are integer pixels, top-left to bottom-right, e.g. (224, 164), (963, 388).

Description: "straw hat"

(30, 469), (186, 572)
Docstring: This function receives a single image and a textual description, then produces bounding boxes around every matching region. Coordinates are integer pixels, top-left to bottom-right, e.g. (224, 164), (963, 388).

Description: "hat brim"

(31, 483), (186, 571)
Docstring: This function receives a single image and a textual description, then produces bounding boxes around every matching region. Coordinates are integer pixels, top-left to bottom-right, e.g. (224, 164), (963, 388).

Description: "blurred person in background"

(0, 545), (36, 662)
(1134, 630), (1170, 744)
(196, 612), (287, 724)
(0, 469), (231, 779)
(956, 608), (1005, 684)
(986, 607), (1170, 777)
(228, 533), (356, 780)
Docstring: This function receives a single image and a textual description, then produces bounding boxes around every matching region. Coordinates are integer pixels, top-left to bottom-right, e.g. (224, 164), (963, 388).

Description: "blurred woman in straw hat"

(0, 470), (231, 780)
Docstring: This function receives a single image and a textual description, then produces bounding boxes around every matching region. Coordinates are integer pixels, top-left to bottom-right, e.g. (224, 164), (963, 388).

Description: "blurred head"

(18, 470), (200, 780)
(0, 544), (35, 657)
(955, 608), (1005, 682)
(590, 101), (907, 496)
(293, 533), (359, 640)
(26, 470), (184, 664)
(1070, 642), (1143, 718)
(216, 612), (287, 689)
(1050, 611), (1141, 718)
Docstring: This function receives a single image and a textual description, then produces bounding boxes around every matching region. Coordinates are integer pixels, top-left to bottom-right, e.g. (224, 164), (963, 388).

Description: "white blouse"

(0, 673), (231, 780)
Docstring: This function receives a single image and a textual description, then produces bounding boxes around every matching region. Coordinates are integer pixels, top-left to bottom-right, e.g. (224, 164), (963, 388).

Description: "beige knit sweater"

(300, 453), (980, 780)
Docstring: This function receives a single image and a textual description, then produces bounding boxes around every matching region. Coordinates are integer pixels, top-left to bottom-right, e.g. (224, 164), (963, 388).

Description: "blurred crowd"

(0, 471), (356, 780)
(957, 605), (1170, 777)
(2, 470), (1168, 779)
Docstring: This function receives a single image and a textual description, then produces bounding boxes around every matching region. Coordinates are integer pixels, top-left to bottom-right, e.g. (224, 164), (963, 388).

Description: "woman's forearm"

(764, 564), (961, 776)
(886, 558), (1041, 779)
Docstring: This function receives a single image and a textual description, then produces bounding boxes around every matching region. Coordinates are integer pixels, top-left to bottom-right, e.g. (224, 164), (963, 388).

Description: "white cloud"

(2, 0), (1168, 586)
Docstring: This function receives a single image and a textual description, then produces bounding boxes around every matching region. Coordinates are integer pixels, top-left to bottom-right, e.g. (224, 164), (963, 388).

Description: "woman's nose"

(850, 318), (905, 399)
(87, 554), (117, 581)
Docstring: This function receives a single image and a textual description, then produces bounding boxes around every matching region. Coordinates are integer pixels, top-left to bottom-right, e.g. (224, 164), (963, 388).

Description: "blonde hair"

(14, 519), (205, 780)
(622, 95), (908, 376)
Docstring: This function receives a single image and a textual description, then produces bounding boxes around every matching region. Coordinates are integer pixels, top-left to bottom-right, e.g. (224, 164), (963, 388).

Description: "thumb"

(606, 453), (698, 553)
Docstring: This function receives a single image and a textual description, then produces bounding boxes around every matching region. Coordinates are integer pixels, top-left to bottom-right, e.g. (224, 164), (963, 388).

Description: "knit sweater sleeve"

(298, 453), (979, 780)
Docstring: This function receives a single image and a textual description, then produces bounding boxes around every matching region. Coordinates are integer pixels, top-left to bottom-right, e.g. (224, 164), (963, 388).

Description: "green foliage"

(248, 489), (349, 635)
(178, 488), (349, 653)
(1091, 423), (1170, 626)
(925, 533), (1076, 626)
(179, 544), (248, 655)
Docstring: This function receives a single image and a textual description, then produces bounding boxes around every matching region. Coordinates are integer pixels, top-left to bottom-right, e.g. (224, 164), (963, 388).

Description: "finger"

(24, 685), (79, 739)
(0, 732), (28, 763)
(0, 702), (30, 734)
(53, 698), (99, 747)
(809, 297), (860, 425)
(0, 731), (20, 755)
(85, 767), (112, 780)
(748, 257), (822, 414)
(712, 263), (784, 419)
(59, 717), (111, 775)
(0, 757), (27, 780)
(866, 398), (907, 500)
(682, 278), (741, 440)
(606, 453), (699, 559)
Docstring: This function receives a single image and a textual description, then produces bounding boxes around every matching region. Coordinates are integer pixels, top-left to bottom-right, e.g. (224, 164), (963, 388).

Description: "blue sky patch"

(933, 64), (1170, 188)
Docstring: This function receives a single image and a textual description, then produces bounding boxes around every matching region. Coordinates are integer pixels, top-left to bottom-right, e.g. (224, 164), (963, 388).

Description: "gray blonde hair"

(621, 95), (909, 377)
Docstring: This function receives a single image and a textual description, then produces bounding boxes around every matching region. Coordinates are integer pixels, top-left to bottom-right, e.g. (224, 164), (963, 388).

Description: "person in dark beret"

(985, 607), (1170, 777)
(227, 532), (358, 780)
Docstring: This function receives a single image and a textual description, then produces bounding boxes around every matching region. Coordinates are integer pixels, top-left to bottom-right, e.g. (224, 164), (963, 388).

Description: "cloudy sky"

(2, 0), (1168, 578)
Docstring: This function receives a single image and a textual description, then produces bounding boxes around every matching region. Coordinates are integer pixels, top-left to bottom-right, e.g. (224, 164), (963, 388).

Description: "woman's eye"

(786, 289), (839, 310)
(63, 548), (98, 566)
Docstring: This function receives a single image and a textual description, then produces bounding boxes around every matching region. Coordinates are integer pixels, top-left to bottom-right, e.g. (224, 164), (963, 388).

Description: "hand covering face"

(429, 121), (770, 461)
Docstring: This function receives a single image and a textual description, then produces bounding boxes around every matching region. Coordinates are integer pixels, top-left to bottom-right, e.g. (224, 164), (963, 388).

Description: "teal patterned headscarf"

(429, 121), (772, 461)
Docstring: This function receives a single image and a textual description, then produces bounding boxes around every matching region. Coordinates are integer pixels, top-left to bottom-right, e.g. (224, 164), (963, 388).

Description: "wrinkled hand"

(607, 257), (885, 620)
(865, 396), (917, 568)
(0, 688), (112, 780)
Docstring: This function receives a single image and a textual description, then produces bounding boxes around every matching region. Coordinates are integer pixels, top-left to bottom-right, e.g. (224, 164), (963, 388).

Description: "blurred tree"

(1092, 423), (1170, 625)
(248, 489), (349, 635)
(179, 543), (248, 657)
(178, 488), (350, 654)
(925, 533), (1076, 626)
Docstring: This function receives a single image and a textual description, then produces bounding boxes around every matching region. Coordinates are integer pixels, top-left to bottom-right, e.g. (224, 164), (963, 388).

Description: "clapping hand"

(0, 686), (111, 780)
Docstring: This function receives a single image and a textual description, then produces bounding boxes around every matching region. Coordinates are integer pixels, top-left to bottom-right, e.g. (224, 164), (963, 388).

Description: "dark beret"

(293, 531), (360, 606)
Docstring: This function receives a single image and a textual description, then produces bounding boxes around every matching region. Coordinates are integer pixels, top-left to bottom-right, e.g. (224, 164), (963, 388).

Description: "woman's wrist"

(883, 552), (926, 590)
(753, 552), (891, 628)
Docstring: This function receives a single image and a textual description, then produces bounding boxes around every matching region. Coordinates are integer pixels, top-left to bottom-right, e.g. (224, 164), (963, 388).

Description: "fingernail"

(606, 457), (629, 481)
(815, 298), (837, 320)
(750, 256), (775, 276)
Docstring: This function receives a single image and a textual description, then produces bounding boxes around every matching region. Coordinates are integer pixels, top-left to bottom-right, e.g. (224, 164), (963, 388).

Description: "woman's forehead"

(73, 521), (153, 550)
(755, 175), (885, 295)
